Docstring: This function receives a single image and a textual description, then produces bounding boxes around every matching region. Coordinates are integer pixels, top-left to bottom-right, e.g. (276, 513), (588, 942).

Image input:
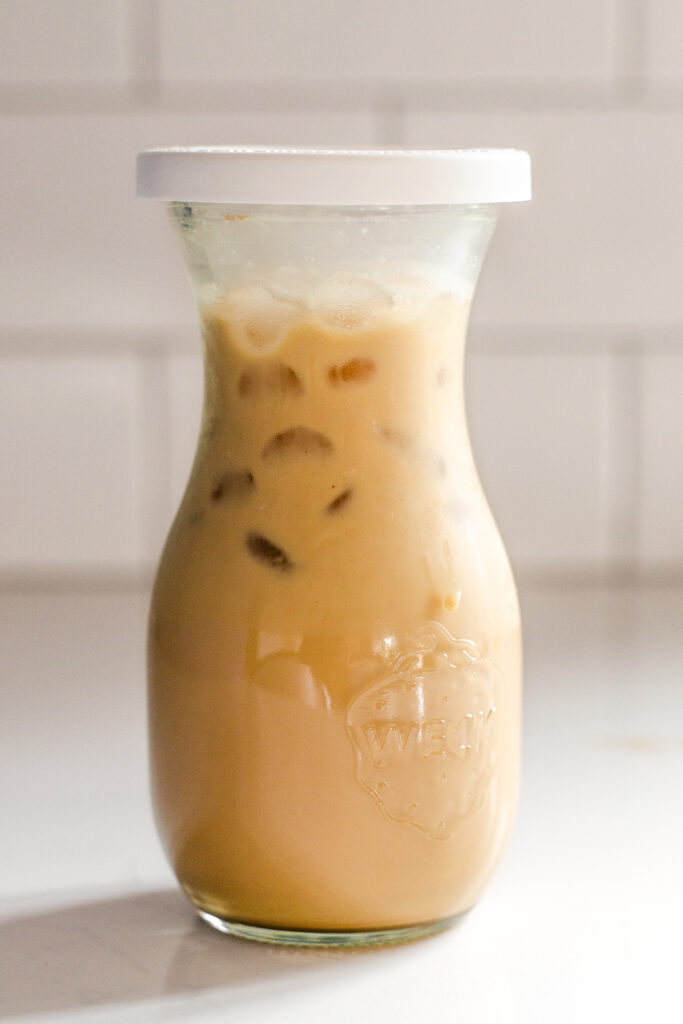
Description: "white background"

(1, 3), (682, 1022)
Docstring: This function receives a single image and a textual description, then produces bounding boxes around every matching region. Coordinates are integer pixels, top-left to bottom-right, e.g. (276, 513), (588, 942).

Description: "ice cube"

(375, 267), (451, 307)
(238, 362), (303, 397)
(265, 266), (318, 307)
(313, 274), (393, 330)
(219, 282), (304, 353)
(327, 357), (376, 386)
(262, 427), (334, 461)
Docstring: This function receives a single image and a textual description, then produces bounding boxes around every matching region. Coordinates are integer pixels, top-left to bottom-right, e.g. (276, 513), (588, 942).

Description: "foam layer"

(208, 269), (457, 355)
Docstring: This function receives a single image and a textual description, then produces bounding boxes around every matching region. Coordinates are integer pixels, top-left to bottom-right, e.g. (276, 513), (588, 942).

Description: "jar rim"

(136, 146), (531, 206)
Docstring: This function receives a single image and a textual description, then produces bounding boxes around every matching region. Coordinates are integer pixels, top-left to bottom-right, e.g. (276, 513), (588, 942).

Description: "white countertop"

(1, 585), (682, 1023)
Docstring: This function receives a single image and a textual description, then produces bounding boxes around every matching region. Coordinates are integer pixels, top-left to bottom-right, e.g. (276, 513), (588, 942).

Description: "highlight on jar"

(138, 147), (531, 948)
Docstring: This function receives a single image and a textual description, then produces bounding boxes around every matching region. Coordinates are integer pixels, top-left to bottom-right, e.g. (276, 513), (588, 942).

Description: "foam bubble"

(212, 266), (459, 352)
(264, 267), (318, 307)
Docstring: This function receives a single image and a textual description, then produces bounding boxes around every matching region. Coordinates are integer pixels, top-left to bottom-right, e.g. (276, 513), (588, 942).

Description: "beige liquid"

(148, 280), (522, 933)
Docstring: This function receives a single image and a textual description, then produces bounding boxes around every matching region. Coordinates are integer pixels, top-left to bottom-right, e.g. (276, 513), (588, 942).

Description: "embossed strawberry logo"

(346, 622), (500, 840)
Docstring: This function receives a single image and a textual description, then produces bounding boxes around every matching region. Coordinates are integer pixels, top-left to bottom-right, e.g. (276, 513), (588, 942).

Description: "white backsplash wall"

(1, 0), (681, 587)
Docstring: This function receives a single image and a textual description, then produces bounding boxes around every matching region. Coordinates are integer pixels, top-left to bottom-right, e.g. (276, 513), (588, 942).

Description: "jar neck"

(170, 203), (499, 313)
(177, 205), (493, 488)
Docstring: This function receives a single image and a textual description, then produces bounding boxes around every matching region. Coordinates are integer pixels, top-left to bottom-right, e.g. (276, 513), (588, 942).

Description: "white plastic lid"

(136, 147), (531, 206)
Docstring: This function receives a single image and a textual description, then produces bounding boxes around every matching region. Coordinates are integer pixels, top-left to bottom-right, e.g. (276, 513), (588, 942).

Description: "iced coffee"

(148, 267), (522, 937)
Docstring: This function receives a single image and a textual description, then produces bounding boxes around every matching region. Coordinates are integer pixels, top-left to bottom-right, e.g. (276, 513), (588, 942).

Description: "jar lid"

(136, 147), (531, 206)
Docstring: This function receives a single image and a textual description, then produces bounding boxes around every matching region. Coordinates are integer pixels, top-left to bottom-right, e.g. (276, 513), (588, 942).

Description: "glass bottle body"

(148, 204), (522, 945)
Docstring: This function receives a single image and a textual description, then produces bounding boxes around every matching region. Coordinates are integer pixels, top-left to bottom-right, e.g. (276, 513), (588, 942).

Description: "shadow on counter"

(0, 888), (443, 1017)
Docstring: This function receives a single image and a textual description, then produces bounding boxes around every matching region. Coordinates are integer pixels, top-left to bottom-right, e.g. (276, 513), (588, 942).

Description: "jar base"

(197, 909), (459, 948)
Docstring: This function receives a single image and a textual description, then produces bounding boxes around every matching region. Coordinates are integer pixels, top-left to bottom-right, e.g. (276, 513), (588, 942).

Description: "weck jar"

(137, 147), (531, 947)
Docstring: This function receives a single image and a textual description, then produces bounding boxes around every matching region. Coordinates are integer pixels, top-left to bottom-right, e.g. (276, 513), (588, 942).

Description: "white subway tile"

(167, 351), (204, 516)
(159, 0), (616, 83)
(0, 109), (376, 333)
(0, 1), (128, 83)
(404, 110), (683, 329)
(638, 352), (683, 566)
(0, 356), (140, 571)
(645, 0), (683, 82)
(466, 349), (610, 572)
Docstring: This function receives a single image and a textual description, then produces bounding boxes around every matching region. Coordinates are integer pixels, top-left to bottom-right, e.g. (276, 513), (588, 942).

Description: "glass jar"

(137, 148), (531, 947)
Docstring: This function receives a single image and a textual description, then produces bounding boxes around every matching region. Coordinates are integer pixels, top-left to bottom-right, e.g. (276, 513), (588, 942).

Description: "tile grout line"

(2, 79), (683, 117)
(126, 0), (161, 104)
(0, 568), (154, 594)
(600, 338), (644, 572)
(597, 347), (613, 571)
(629, 338), (645, 573)
(132, 349), (173, 573)
(373, 90), (406, 147)
(0, 328), (193, 358)
(611, 0), (650, 103)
